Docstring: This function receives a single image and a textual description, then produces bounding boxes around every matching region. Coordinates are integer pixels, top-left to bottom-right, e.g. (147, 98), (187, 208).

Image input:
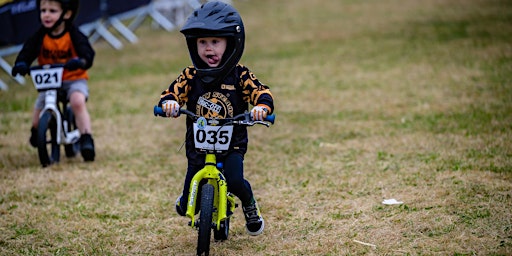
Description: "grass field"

(1, 0), (511, 255)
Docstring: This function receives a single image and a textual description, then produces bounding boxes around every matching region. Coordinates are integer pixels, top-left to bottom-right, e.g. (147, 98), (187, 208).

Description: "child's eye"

(42, 8), (57, 13)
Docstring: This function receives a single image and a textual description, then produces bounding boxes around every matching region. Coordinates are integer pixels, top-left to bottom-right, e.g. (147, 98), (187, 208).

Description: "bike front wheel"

(197, 183), (214, 256)
(37, 111), (60, 167)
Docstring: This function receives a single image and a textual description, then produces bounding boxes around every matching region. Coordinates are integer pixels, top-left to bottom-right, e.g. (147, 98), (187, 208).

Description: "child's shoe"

(242, 199), (264, 236)
(29, 127), (38, 148)
(80, 133), (95, 161)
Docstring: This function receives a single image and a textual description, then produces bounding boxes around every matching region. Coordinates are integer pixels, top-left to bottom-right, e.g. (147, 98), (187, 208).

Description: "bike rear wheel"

(63, 106), (79, 157)
(37, 111), (60, 167)
(197, 183), (214, 256)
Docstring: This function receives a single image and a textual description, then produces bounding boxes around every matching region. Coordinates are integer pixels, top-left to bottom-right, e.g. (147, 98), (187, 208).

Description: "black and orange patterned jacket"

(14, 25), (95, 81)
(159, 64), (274, 161)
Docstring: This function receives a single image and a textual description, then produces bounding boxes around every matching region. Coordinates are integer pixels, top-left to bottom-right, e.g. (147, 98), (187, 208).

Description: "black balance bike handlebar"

(153, 106), (275, 125)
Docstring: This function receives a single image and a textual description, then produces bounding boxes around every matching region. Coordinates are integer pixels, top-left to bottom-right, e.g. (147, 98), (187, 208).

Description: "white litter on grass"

(382, 198), (403, 205)
(353, 239), (376, 248)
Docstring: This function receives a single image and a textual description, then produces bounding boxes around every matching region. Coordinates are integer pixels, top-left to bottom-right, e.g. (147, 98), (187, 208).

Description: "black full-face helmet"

(59, 0), (79, 22)
(180, 1), (245, 85)
(38, 0), (79, 29)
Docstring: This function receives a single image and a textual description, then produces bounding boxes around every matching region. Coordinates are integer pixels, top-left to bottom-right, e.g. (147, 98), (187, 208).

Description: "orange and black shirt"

(14, 25), (95, 81)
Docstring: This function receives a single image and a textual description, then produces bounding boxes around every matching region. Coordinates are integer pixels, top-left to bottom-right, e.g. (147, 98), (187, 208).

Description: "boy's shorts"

(34, 79), (89, 110)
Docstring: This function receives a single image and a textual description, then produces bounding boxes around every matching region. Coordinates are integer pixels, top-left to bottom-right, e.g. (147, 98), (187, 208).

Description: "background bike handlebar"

(153, 106), (275, 124)
(29, 64), (65, 71)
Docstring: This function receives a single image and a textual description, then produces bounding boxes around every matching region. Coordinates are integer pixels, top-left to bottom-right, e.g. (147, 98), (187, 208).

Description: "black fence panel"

(105, 0), (150, 16)
(0, 3), (15, 46)
(0, 0), (39, 45)
(74, 0), (103, 26)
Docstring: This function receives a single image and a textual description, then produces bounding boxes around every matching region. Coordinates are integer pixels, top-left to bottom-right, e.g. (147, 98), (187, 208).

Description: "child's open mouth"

(207, 54), (220, 65)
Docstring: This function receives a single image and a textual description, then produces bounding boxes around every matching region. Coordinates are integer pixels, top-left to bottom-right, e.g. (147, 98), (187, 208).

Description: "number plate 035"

(193, 118), (233, 151)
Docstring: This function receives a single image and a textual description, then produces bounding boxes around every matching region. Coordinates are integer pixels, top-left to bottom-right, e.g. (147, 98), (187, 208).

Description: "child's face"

(40, 0), (70, 31)
(196, 37), (227, 68)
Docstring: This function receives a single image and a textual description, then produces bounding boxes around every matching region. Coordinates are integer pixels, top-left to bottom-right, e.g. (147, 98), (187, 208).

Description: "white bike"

(30, 64), (81, 167)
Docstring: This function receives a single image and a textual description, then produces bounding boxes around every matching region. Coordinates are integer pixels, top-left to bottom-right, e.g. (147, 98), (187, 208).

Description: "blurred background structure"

(0, 0), (232, 90)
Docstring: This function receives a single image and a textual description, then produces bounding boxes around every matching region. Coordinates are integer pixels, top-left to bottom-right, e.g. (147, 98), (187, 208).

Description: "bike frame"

(154, 105), (274, 251)
(186, 153), (236, 230)
(32, 65), (80, 146)
(39, 89), (80, 145)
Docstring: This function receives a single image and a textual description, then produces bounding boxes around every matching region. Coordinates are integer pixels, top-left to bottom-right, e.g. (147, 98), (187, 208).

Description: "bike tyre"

(37, 111), (60, 167)
(64, 106), (79, 157)
(197, 183), (214, 256)
(213, 218), (230, 241)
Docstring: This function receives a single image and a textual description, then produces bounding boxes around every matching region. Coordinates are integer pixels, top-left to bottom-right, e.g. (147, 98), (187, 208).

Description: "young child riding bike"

(11, 0), (96, 162)
(156, 1), (274, 236)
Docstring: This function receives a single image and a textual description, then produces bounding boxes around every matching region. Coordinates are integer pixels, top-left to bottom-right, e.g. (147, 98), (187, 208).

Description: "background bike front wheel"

(37, 111), (60, 167)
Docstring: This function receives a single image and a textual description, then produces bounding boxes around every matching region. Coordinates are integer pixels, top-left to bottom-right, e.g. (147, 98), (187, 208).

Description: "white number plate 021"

(193, 117), (233, 151)
(30, 66), (64, 90)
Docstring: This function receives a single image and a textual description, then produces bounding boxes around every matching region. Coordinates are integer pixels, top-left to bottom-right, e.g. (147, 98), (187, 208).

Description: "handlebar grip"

(154, 106), (165, 117)
(153, 106), (194, 117)
(264, 114), (276, 124)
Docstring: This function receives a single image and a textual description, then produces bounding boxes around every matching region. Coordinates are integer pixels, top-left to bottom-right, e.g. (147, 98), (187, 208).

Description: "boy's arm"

(14, 29), (44, 66)
(239, 65), (274, 114)
(11, 29), (44, 76)
(69, 26), (95, 69)
(159, 67), (194, 106)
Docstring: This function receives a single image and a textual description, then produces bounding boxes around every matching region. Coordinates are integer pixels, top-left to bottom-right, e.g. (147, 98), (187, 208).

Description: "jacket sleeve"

(159, 66), (195, 106)
(69, 25), (95, 69)
(14, 28), (45, 66)
(238, 65), (274, 114)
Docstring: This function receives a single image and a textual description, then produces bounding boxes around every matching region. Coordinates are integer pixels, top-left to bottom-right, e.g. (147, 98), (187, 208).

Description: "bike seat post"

(45, 90), (58, 106)
(205, 154), (216, 165)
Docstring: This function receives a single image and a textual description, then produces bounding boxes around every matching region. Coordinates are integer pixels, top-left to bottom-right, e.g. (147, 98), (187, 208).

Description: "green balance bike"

(154, 106), (275, 256)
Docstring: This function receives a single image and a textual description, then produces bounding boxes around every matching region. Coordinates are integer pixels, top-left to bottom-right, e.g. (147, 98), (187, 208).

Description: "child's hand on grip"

(162, 100), (180, 118)
(251, 104), (270, 121)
